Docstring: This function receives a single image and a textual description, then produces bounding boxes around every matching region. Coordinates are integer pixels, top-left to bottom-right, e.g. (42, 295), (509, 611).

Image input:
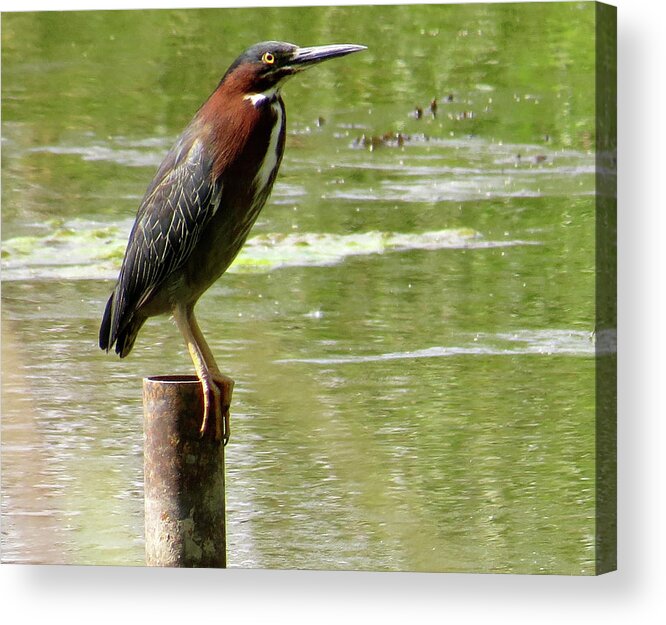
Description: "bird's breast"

(220, 97), (285, 234)
(182, 97), (286, 298)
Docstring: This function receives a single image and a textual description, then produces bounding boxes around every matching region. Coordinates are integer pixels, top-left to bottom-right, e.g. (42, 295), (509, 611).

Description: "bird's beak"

(289, 44), (367, 70)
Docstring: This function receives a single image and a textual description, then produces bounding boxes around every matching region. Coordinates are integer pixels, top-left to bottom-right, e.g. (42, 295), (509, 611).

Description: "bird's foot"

(200, 373), (234, 445)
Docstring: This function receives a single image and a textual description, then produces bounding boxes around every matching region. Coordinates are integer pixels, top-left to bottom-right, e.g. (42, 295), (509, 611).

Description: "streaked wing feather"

(108, 132), (220, 343)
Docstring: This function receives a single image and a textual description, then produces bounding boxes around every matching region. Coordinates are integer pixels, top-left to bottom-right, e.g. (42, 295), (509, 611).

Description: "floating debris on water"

(354, 133), (383, 151)
(410, 98), (440, 120)
(450, 110), (476, 121)
(353, 132), (405, 150)
(408, 94), (474, 123)
(516, 153), (549, 166)
(352, 132), (431, 150)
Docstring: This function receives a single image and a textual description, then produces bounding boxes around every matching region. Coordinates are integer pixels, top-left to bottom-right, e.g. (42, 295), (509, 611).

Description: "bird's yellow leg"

(173, 304), (234, 444)
(188, 309), (234, 443)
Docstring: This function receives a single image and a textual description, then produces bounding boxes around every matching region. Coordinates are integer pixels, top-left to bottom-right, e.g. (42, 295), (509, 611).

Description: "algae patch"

(1, 219), (537, 282)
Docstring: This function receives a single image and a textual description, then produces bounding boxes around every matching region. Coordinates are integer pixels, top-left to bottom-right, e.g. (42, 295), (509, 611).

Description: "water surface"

(2, 3), (602, 574)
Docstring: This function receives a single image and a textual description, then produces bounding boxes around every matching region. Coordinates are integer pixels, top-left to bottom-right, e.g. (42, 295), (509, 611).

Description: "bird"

(99, 41), (366, 445)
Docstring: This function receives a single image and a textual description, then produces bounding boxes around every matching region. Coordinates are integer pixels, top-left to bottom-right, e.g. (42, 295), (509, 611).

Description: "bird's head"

(221, 41), (366, 98)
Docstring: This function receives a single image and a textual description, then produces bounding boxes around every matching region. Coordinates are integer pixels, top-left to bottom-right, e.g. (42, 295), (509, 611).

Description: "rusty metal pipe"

(143, 374), (227, 567)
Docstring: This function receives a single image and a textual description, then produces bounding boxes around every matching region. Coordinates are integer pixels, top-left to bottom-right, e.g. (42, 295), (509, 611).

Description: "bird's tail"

(99, 291), (145, 358)
(99, 292), (117, 352)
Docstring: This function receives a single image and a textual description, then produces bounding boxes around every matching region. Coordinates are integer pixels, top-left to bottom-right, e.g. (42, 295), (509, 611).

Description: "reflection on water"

(2, 3), (603, 573)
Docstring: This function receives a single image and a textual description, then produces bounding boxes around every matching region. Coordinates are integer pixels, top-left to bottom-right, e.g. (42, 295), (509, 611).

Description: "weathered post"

(143, 374), (227, 567)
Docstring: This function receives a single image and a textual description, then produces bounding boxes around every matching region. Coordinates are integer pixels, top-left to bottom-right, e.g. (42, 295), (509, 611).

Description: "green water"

(2, 3), (603, 573)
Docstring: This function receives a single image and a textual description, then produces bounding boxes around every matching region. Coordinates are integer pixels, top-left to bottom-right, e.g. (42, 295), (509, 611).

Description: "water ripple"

(276, 329), (615, 364)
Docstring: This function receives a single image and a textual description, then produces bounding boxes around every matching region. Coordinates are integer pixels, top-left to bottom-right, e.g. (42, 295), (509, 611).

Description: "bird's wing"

(101, 131), (221, 352)
(126, 135), (221, 307)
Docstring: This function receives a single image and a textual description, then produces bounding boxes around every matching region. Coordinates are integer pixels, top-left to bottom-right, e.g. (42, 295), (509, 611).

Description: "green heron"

(99, 41), (365, 444)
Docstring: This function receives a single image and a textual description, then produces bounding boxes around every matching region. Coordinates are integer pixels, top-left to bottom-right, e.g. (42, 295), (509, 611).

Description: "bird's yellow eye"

(262, 52), (275, 65)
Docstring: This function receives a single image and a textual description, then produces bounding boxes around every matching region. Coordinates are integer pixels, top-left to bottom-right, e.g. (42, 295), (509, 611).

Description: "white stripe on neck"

(253, 101), (283, 194)
(244, 87), (278, 107)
